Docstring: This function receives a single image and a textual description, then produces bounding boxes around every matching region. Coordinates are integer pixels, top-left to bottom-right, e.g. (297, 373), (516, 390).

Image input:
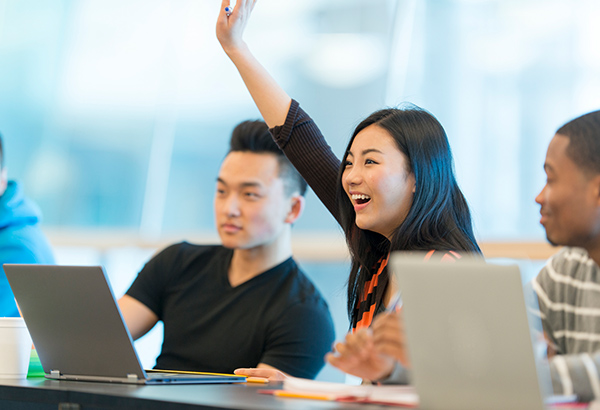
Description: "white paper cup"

(0, 318), (33, 379)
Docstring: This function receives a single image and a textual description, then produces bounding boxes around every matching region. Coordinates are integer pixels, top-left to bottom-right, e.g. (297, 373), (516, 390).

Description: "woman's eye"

(365, 159), (376, 165)
(344, 160), (353, 167)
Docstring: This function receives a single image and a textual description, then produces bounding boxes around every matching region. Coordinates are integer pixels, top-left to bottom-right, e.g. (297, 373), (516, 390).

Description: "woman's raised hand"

(215, 0), (291, 128)
(216, 0), (258, 54)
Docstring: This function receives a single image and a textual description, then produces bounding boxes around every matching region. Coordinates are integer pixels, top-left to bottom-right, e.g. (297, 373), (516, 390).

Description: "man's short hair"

(557, 110), (600, 176)
(229, 120), (307, 197)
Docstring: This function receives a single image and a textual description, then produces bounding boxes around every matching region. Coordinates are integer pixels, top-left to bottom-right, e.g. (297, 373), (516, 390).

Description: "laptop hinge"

(50, 370), (61, 378)
(126, 373), (139, 382)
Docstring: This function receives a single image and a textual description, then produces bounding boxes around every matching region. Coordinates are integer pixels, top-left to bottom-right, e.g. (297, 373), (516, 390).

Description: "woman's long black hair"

(336, 105), (482, 327)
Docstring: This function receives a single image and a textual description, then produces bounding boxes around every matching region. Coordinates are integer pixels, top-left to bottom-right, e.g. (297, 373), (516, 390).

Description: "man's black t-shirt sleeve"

(125, 244), (182, 317)
(261, 298), (335, 379)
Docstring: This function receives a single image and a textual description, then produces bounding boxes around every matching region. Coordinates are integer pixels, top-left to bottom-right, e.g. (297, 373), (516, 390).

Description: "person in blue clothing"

(0, 133), (55, 317)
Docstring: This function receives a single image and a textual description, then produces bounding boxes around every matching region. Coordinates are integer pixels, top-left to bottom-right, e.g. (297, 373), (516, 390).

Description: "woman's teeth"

(352, 194), (371, 204)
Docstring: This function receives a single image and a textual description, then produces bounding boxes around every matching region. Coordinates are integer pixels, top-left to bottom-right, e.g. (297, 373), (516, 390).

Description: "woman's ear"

(285, 194), (305, 224)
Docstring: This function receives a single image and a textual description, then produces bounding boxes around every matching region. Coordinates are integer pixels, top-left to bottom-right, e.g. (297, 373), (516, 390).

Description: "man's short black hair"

(229, 120), (307, 196)
(557, 110), (600, 176)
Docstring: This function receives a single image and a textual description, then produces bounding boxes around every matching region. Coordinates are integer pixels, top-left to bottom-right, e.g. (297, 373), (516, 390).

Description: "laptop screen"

(4, 264), (245, 385)
(390, 253), (551, 410)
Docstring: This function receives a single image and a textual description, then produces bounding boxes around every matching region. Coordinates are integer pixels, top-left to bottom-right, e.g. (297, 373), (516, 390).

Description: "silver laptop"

(4, 264), (246, 385)
(390, 253), (561, 410)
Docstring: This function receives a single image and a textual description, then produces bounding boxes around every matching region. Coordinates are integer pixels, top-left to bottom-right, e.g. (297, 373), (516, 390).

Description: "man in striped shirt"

(533, 110), (600, 402)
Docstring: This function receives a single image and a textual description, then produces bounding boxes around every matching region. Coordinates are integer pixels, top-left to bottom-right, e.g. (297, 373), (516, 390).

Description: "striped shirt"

(533, 247), (600, 402)
(353, 250), (462, 331)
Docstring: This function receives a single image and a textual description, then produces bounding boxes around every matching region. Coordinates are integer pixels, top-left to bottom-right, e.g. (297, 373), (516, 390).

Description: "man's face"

(535, 134), (600, 247)
(214, 152), (293, 250)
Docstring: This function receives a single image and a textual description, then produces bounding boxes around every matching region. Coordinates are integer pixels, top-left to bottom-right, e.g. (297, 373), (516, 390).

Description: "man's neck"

(586, 246), (600, 268)
(228, 236), (293, 288)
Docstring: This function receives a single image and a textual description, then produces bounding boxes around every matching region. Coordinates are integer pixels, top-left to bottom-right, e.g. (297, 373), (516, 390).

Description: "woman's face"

(342, 124), (416, 240)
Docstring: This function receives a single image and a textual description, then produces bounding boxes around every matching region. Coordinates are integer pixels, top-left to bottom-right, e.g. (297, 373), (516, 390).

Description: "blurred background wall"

(1, 0), (599, 381)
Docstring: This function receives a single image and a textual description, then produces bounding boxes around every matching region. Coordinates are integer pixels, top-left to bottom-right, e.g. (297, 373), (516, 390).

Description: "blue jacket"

(0, 181), (55, 316)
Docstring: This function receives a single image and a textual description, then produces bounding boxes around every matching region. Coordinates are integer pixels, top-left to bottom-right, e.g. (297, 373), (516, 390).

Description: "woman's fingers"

(372, 311), (411, 367)
(216, 0), (256, 51)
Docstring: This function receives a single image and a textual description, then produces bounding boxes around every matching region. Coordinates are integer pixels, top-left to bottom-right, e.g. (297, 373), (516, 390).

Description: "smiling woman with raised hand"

(217, 0), (481, 383)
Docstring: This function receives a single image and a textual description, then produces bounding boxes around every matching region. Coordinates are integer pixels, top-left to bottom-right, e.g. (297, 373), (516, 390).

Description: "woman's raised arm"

(216, 0), (343, 223)
(216, 0), (291, 128)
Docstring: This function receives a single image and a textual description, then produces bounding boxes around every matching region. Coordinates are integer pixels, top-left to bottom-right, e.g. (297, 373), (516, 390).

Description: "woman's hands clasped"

(326, 311), (410, 382)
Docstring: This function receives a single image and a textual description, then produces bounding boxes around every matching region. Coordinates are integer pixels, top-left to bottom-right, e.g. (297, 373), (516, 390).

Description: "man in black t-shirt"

(118, 121), (335, 379)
